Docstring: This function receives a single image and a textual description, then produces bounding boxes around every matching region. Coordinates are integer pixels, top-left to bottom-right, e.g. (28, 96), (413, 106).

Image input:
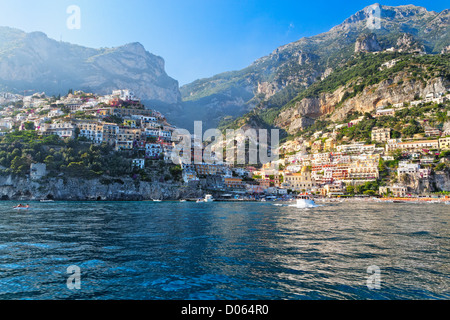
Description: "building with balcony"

(379, 184), (408, 197)
(371, 127), (391, 142)
(439, 137), (450, 150)
(284, 166), (316, 192)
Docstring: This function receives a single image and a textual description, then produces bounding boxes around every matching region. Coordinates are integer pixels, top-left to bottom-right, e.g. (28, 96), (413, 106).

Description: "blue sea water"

(0, 200), (448, 300)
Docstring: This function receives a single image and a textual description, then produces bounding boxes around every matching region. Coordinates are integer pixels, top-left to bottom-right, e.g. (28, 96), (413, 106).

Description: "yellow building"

(439, 137), (450, 150)
(397, 140), (439, 152)
(224, 177), (244, 189)
(320, 183), (345, 197)
(102, 123), (119, 145)
(371, 127), (391, 142)
(324, 138), (335, 151)
(194, 163), (225, 176)
(348, 163), (379, 180)
(115, 127), (142, 150)
(284, 166), (316, 191)
(123, 119), (137, 128)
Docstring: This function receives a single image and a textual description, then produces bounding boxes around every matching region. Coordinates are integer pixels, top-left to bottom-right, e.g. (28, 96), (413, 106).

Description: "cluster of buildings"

(374, 92), (449, 118)
(1, 87), (449, 198)
(188, 89), (450, 198)
(0, 90), (177, 163)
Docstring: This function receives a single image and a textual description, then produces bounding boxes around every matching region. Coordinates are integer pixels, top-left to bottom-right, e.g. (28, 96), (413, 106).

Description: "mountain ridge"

(0, 26), (181, 106)
(179, 3), (450, 131)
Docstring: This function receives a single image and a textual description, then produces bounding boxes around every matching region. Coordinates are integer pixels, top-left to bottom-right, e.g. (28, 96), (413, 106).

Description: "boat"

(179, 200), (186, 202)
(204, 194), (214, 202)
(40, 199), (54, 203)
(14, 204), (30, 210)
(294, 194), (317, 208)
(153, 199), (162, 202)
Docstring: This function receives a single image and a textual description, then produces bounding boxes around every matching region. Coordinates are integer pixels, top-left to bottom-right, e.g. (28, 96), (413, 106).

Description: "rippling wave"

(0, 201), (448, 300)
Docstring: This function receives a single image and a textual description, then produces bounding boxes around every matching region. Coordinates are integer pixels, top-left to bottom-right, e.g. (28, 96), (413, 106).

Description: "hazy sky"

(0, 0), (448, 85)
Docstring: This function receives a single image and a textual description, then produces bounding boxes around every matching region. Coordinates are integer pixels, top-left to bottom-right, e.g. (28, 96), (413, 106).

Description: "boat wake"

(288, 203), (321, 209)
(272, 202), (322, 208)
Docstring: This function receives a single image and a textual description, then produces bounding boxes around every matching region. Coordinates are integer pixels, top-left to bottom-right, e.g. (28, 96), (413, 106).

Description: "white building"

(145, 143), (162, 158)
(132, 159), (145, 169)
(112, 89), (137, 101)
(42, 122), (76, 139)
(336, 142), (375, 154)
(397, 161), (420, 176)
(48, 109), (64, 118)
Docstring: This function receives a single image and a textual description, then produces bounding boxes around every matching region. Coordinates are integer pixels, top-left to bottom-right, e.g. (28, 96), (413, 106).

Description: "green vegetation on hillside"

(284, 52), (450, 111)
(221, 52), (450, 135)
(0, 130), (179, 181)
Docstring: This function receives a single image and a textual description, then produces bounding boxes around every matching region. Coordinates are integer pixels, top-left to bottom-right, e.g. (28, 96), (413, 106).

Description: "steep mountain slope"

(180, 3), (450, 130)
(274, 52), (450, 134)
(0, 27), (181, 105)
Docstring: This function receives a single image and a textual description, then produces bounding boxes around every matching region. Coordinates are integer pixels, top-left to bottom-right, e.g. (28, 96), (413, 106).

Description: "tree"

(44, 155), (56, 171)
(23, 122), (35, 131)
(402, 119), (423, 137)
(169, 165), (182, 181)
(346, 185), (355, 195)
(10, 156), (31, 175)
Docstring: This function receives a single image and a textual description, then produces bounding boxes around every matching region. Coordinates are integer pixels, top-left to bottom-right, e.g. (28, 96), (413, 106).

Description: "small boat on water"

(180, 200), (186, 202)
(14, 204), (30, 210)
(40, 199), (54, 203)
(294, 194), (317, 208)
(196, 195), (214, 203)
(153, 199), (162, 202)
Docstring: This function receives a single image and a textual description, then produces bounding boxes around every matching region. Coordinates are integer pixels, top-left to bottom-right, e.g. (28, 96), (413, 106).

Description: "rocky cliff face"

(274, 75), (450, 134)
(395, 33), (425, 53)
(398, 171), (450, 194)
(0, 27), (181, 105)
(434, 172), (450, 192)
(355, 33), (382, 53)
(0, 175), (206, 201)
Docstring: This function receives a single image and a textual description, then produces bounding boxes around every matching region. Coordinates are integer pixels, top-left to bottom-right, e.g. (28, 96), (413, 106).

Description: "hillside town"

(0, 88), (450, 200)
(0, 89), (176, 159)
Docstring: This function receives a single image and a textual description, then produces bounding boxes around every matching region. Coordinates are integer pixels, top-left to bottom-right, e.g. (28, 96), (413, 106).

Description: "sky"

(0, 0), (448, 86)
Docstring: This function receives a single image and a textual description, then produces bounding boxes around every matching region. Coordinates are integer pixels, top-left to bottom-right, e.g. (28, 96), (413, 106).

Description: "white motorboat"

(204, 194), (214, 202)
(294, 194), (318, 208)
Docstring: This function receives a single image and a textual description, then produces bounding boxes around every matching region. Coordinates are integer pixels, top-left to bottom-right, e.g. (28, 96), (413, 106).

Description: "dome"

(301, 166), (310, 173)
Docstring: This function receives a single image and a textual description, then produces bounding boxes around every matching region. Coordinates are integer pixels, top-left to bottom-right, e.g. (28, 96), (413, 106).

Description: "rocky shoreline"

(0, 175), (208, 201)
(1, 171), (449, 201)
